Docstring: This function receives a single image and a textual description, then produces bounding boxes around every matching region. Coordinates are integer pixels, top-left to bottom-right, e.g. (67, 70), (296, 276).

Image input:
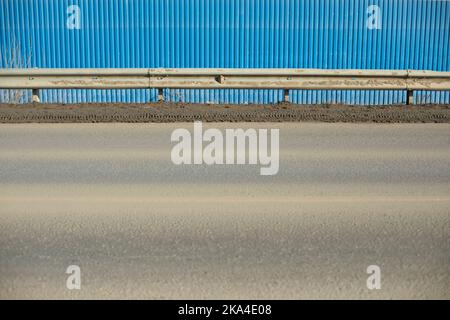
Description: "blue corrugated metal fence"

(1, 0), (449, 104)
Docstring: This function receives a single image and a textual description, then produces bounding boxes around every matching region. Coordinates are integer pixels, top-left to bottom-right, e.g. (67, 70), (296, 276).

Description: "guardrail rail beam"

(1, 68), (449, 105)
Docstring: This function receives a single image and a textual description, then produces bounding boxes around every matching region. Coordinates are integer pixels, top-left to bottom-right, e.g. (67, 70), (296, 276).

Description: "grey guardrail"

(1, 68), (449, 104)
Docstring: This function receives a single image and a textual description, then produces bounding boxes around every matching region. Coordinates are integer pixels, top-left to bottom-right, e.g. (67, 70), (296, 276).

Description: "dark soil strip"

(1, 103), (449, 123)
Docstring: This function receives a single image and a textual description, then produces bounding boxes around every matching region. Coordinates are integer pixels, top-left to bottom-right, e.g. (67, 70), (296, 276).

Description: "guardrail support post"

(32, 89), (40, 103)
(407, 90), (414, 105)
(283, 89), (289, 103)
(157, 88), (164, 102)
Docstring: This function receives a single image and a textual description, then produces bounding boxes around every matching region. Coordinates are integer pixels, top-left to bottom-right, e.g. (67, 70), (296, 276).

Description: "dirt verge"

(1, 103), (449, 123)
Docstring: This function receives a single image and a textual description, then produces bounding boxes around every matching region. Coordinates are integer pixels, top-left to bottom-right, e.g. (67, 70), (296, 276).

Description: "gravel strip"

(1, 103), (449, 123)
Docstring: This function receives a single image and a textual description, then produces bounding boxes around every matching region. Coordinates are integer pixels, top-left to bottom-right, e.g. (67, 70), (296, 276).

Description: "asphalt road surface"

(0, 123), (449, 299)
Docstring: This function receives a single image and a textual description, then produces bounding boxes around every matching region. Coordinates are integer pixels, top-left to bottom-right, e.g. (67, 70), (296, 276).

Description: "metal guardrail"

(1, 68), (450, 104)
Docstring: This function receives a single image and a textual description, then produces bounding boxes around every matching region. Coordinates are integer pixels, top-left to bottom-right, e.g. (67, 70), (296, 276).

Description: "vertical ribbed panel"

(1, 0), (449, 104)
